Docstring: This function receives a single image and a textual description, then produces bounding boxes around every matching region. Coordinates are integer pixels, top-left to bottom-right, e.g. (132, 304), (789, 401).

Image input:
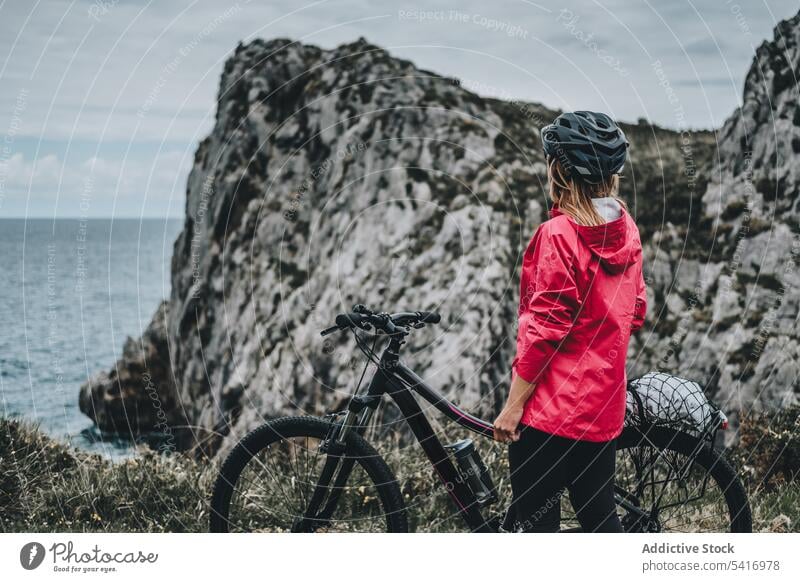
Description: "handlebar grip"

(320, 325), (340, 337)
(417, 311), (441, 324)
(335, 312), (368, 328)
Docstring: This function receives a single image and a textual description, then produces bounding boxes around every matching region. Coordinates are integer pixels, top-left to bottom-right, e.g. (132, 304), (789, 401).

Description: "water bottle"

(445, 439), (498, 506)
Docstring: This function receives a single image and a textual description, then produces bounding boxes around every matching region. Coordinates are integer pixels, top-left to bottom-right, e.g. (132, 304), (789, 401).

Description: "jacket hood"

(550, 204), (642, 274)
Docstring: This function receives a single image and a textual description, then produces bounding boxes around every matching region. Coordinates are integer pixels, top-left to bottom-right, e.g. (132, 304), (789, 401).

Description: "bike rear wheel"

(210, 416), (408, 532)
(608, 425), (752, 533)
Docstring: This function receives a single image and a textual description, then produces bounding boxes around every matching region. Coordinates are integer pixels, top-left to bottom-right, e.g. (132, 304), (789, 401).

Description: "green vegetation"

(1, 415), (798, 532)
(0, 418), (214, 532)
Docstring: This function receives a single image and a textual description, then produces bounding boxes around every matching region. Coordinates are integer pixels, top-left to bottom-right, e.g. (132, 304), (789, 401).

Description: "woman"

(493, 111), (647, 533)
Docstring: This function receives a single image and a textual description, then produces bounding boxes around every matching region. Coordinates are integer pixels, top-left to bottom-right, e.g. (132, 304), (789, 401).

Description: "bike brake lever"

(320, 325), (341, 337)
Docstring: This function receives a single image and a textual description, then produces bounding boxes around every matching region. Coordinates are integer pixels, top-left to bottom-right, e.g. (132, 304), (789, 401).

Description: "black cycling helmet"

(540, 111), (629, 184)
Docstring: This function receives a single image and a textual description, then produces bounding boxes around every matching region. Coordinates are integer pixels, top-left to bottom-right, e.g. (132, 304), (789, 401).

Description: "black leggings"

(507, 425), (623, 532)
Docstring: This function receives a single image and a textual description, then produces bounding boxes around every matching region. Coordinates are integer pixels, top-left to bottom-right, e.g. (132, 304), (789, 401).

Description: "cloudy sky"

(1, 0), (797, 218)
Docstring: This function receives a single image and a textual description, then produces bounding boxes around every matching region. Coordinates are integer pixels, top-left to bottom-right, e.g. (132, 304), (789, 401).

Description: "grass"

(0, 418), (215, 532)
(1, 416), (798, 532)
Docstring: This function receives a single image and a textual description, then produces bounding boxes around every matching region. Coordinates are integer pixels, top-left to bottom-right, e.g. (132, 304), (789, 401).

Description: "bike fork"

(292, 400), (378, 532)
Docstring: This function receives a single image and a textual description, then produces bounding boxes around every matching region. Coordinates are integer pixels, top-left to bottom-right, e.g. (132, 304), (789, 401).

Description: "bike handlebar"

(320, 306), (441, 336)
(389, 311), (441, 325)
(334, 312), (371, 329)
(422, 312), (441, 324)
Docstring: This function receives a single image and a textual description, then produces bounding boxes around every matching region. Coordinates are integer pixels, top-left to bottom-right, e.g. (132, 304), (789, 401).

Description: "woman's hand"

(493, 404), (523, 443)
(494, 373), (536, 443)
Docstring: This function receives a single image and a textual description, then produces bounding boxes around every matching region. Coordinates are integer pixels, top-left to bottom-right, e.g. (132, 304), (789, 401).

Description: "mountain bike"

(209, 304), (752, 532)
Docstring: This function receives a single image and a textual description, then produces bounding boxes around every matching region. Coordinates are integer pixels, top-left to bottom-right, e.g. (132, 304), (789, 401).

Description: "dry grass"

(1, 416), (797, 532)
(0, 418), (216, 532)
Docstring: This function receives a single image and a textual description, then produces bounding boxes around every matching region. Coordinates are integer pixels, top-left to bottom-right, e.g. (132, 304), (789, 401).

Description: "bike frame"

(331, 333), (498, 532)
(313, 330), (655, 533)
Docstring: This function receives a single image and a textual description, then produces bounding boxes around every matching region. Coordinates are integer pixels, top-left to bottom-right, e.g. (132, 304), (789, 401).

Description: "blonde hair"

(547, 157), (626, 226)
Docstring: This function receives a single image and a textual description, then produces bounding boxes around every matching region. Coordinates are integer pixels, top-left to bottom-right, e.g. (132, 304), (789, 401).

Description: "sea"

(0, 218), (182, 457)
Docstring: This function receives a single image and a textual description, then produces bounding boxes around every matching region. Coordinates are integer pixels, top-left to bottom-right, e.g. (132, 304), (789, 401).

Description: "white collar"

(591, 197), (622, 223)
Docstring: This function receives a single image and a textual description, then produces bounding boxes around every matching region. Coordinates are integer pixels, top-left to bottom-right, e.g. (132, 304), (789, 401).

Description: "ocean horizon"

(0, 217), (182, 458)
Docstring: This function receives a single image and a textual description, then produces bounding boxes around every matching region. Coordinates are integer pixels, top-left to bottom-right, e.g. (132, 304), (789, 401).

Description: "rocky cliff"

(640, 11), (800, 422)
(81, 13), (800, 452)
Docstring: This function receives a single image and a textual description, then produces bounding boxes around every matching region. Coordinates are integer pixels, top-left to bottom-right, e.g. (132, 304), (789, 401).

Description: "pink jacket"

(511, 205), (647, 442)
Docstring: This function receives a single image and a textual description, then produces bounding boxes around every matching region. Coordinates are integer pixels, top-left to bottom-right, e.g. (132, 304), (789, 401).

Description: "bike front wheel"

(210, 416), (408, 532)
